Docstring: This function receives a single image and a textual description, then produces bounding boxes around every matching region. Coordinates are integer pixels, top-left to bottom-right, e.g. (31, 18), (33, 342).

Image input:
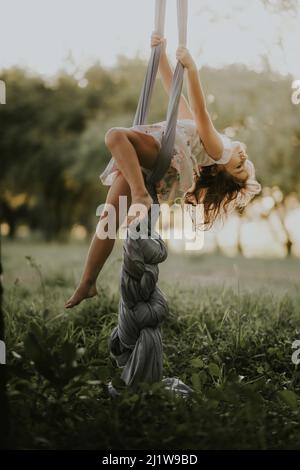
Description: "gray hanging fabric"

(133, 0), (188, 185)
(108, 0), (193, 398)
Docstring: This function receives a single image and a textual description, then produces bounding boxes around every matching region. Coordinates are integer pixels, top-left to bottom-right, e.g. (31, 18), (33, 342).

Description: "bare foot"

(126, 192), (153, 227)
(65, 281), (98, 309)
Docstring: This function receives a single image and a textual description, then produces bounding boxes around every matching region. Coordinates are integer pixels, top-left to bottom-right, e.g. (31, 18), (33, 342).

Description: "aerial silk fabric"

(134, 0), (188, 185)
(108, 0), (193, 398)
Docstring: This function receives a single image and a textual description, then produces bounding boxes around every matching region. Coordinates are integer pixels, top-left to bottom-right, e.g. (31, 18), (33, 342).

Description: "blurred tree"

(261, 0), (298, 13)
(1, 57), (300, 242)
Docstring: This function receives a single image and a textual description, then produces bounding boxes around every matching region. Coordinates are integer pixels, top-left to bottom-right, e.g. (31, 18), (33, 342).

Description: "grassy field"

(3, 239), (300, 449)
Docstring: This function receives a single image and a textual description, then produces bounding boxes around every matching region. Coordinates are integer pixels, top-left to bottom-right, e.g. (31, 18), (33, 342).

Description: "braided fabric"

(108, 190), (169, 389)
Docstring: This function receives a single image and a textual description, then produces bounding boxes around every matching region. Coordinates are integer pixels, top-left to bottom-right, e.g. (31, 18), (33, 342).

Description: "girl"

(65, 33), (261, 309)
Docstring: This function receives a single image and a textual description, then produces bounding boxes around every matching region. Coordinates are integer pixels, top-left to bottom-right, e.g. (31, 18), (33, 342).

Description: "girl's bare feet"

(65, 281), (98, 309)
(126, 192), (153, 227)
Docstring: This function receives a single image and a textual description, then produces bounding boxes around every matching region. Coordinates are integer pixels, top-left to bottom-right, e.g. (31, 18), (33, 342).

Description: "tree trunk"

(264, 203), (293, 258)
(276, 202), (293, 257)
(236, 216), (244, 256)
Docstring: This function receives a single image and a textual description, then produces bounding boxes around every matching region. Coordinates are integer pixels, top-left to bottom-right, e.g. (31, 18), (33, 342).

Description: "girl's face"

(224, 144), (249, 182)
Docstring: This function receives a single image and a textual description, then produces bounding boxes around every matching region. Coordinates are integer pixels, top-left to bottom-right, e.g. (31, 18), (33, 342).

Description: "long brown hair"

(184, 165), (247, 230)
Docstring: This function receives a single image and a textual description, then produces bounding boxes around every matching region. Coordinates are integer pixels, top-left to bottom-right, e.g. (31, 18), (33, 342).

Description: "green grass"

(3, 239), (300, 449)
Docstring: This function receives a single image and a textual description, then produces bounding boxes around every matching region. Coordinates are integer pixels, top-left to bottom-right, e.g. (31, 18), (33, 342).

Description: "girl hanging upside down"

(65, 33), (261, 309)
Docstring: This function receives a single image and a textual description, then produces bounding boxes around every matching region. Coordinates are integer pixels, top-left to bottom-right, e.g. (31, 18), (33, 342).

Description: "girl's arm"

(152, 33), (193, 120)
(158, 53), (193, 120)
(176, 47), (223, 160)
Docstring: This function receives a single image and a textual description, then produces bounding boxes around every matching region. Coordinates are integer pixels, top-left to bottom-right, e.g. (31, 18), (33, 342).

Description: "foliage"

(3, 244), (300, 449)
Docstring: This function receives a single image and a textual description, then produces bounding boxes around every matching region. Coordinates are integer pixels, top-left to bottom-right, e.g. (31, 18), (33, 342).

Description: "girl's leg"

(104, 128), (160, 225)
(65, 129), (160, 308)
(65, 173), (131, 308)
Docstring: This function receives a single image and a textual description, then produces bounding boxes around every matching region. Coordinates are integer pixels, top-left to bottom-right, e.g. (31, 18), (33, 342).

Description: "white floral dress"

(99, 118), (258, 204)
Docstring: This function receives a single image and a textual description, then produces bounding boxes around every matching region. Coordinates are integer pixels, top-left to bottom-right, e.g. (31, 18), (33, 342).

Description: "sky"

(0, 0), (300, 78)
